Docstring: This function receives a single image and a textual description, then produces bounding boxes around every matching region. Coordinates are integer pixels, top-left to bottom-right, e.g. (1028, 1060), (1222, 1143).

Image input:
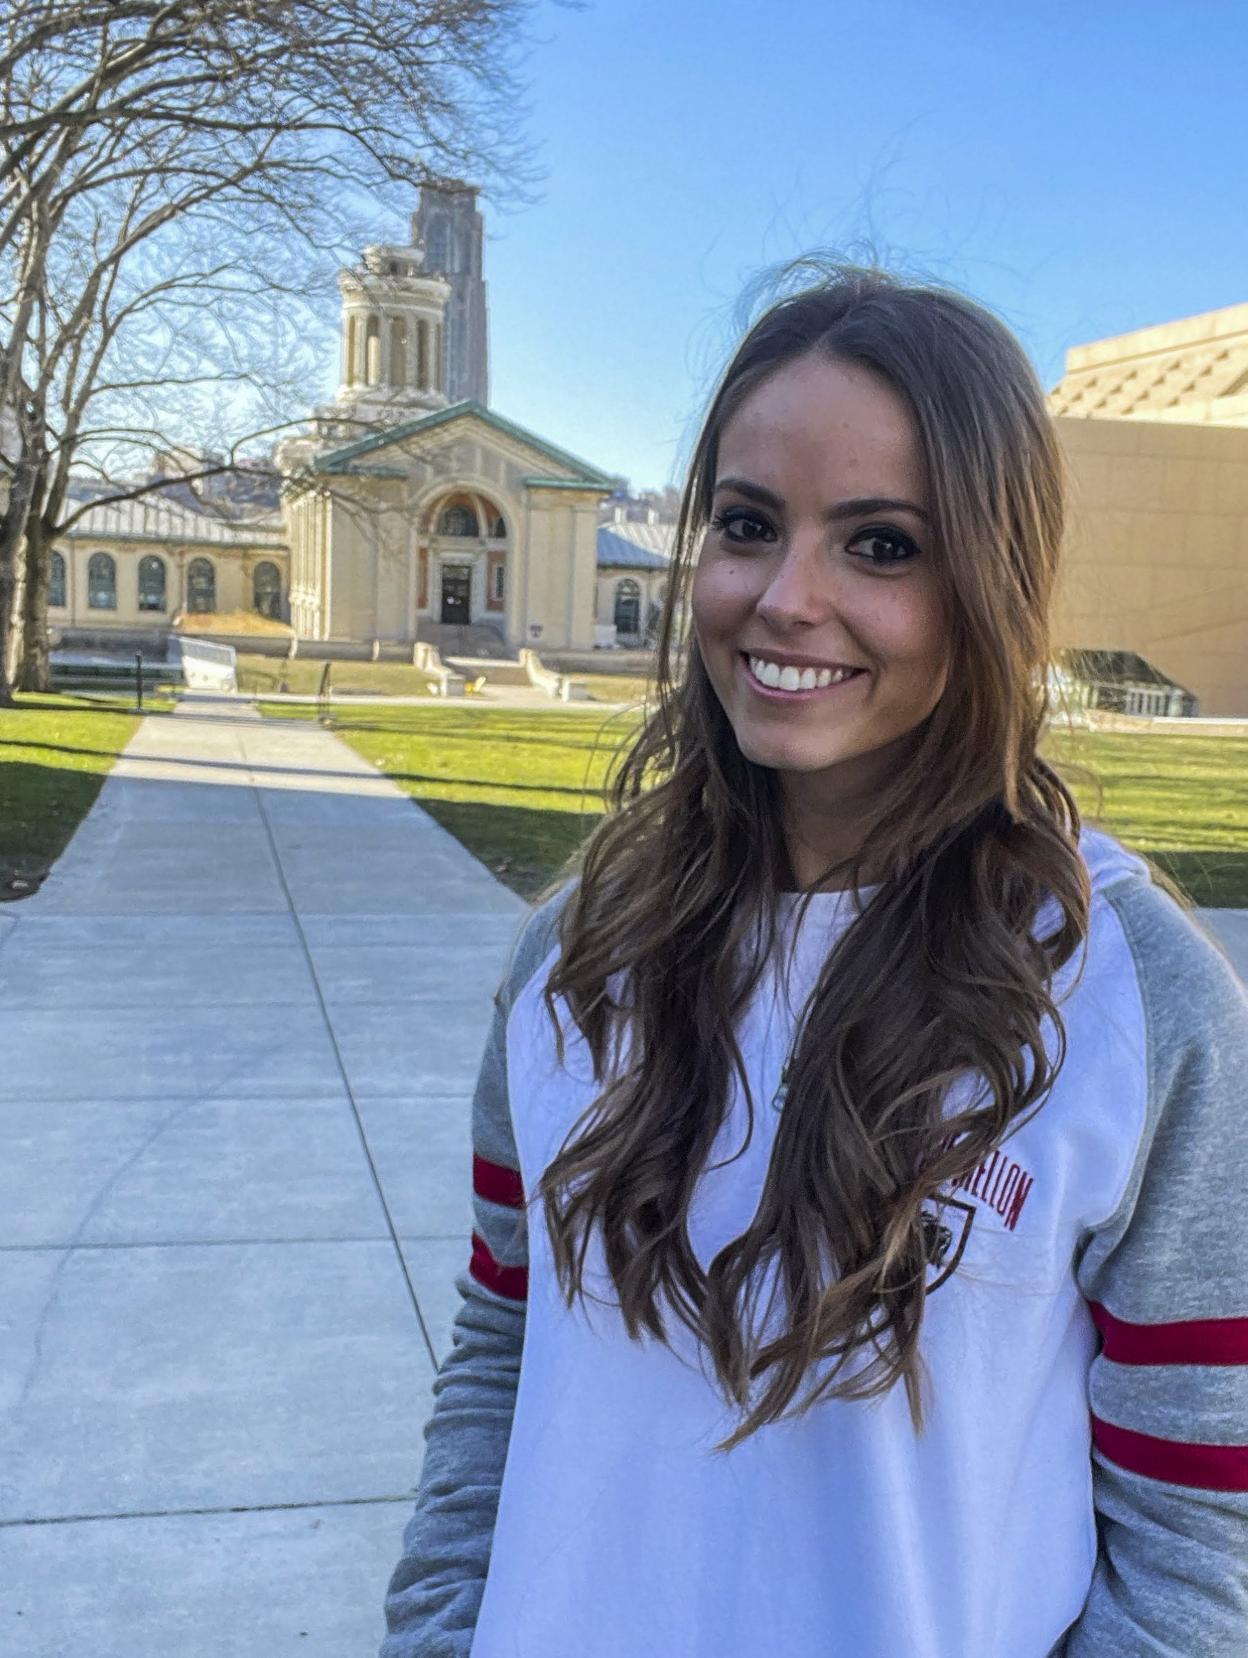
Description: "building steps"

(444, 655), (530, 687)
(416, 620), (513, 659)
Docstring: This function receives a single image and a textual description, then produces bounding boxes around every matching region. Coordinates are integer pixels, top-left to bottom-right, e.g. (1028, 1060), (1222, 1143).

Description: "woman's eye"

(848, 528), (918, 567)
(708, 513), (918, 564)
(709, 509), (773, 545)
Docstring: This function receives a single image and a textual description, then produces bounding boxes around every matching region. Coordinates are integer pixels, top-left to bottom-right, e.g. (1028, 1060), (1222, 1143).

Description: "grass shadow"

(0, 760), (111, 893)
(1140, 849), (1248, 909)
(419, 799), (601, 899)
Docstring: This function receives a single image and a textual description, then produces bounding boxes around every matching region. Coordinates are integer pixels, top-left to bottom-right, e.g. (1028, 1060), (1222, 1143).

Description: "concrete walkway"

(0, 695), (525, 1656)
(1, 697), (1245, 1657)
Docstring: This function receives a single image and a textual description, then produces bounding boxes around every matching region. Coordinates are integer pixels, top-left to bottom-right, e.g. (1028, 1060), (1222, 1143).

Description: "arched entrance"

(423, 488), (508, 634)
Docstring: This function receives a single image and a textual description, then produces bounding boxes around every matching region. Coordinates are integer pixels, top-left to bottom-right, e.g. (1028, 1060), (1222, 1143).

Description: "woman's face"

(691, 350), (950, 802)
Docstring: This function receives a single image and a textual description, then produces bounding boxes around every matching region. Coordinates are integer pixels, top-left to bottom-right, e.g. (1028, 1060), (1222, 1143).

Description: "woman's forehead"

(717, 354), (926, 499)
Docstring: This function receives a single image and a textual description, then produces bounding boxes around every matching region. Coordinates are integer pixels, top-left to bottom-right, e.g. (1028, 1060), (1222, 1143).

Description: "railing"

(414, 642), (463, 696)
(518, 647), (590, 702)
(316, 660), (333, 721)
(1050, 674), (1196, 720)
(49, 651), (183, 700)
(174, 635), (237, 692)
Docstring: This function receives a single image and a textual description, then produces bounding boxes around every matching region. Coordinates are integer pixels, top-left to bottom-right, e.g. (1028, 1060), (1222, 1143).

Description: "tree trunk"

(20, 512), (51, 693)
(0, 517), (17, 705)
(0, 461), (37, 703)
(1, 541), (27, 699)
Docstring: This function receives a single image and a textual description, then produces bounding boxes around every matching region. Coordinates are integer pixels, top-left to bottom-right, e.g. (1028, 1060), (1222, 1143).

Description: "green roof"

(313, 400), (614, 488)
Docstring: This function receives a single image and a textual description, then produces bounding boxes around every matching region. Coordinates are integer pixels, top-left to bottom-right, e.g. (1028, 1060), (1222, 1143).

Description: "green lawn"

(574, 673), (658, 705)
(1045, 726), (1248, 907)
(0, 693), (158, 895)
(235, 652), (439, 698)
(257, 701), (1248, 906)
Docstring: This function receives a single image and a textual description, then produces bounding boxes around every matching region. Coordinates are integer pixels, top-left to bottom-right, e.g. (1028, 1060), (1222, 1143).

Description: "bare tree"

(0, 0), (560, 696)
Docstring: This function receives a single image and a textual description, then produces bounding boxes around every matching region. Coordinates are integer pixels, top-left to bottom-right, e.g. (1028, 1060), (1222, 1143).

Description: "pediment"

(313, 401), (612, 493)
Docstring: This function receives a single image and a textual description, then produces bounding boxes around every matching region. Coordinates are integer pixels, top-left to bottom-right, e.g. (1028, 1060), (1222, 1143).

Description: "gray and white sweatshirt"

(380, 824), (1248, 1657)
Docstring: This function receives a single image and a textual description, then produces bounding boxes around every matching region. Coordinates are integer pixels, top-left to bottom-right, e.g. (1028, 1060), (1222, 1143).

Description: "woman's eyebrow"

(713, 476), (930, 525)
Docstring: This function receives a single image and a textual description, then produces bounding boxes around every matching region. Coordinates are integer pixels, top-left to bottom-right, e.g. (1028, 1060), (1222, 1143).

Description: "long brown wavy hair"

(531, 260), (1105, 1453)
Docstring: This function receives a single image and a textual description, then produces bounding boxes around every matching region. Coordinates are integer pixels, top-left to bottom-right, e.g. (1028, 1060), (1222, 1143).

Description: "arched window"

(438, 504), (478, 537)
(365, 315), (380, 386)
(389, 318), (406, 385)
(417, 320), (429, 388)
(87, 551), (116, 609)
(138, 554), (167, 612)
(49, 551), (66, 608)
(186, 557), (216, 614)
(614, 578), (641, 636)
(253, 560), (282, 620)
(491, 515), (506, 539)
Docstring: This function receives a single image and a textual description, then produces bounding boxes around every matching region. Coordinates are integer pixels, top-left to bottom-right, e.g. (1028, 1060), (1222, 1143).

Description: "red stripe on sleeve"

(469, 1232), (528, 1302)
(474, 1153), (525, 1208)
(1090, 1301), (1248, 1366)
(1092, 1415), (1248, 1492)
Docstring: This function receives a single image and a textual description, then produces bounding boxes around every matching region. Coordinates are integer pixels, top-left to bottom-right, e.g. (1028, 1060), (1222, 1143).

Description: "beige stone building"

(51, 492), (287, 632)
(1049, 302), (1248, 715)
(595, 518), (674, 647)
(279, 401), (614, 650)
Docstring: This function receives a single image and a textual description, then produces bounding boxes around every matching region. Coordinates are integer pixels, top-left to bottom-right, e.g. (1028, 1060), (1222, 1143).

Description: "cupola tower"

(333, 241), (451, 432)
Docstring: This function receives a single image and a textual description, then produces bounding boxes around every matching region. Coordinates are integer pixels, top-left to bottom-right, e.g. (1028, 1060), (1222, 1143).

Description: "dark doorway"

(440, 564), (471, 623)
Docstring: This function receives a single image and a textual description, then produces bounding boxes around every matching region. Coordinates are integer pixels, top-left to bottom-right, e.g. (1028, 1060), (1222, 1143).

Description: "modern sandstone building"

(48, 193), (1248, 711)
(1048, 303), (1248, 716)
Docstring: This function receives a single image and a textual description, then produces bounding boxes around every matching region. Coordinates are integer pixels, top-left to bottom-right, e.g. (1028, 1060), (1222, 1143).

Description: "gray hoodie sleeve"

(379, 887), (569, 1658)
(1060, 879), (1248, 1655)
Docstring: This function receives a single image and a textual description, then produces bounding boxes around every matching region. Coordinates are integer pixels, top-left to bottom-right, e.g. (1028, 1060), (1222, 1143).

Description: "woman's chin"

(735, 729), (857, 774)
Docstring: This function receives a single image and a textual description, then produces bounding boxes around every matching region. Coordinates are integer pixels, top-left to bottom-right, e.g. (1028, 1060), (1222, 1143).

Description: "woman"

(382, 264), (1248, 1657)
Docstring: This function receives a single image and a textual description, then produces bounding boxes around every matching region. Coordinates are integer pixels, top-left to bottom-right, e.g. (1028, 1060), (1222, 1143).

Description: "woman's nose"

(755, 537), (833, 628)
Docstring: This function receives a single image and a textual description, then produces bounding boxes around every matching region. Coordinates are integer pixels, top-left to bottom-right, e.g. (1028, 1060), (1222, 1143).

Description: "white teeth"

(748, 655), (859, 691)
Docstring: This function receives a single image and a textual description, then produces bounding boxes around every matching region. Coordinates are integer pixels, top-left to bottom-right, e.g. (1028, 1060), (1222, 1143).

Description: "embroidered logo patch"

(920, 1195), (976, 1291)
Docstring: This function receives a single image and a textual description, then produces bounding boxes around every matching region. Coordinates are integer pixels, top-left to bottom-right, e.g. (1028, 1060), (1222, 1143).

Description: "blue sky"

(363, 0), (1248, 492)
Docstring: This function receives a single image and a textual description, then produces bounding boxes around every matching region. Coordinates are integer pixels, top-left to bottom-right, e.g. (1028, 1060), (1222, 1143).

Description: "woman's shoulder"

(1082, 824), (1247, 1049)
(1099, 877), (1245, 1013)
(498, 877), (579, 1011)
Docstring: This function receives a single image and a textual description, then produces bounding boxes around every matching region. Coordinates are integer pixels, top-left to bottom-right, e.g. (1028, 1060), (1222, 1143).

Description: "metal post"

(135, 651), (143, 710)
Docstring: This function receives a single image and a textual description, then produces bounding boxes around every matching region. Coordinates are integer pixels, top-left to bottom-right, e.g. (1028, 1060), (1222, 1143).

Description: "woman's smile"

(738, 651), (870, 699)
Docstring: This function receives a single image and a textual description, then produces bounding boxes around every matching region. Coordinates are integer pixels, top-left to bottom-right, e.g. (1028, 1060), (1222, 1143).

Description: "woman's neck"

(781, 825), (879, 893)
